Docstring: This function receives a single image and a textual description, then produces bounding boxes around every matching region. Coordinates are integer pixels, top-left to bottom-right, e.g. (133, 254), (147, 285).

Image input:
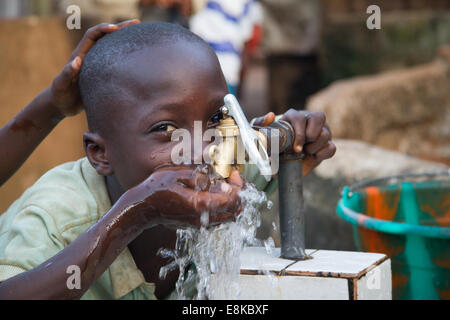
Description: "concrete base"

(211, 247), (392, 300)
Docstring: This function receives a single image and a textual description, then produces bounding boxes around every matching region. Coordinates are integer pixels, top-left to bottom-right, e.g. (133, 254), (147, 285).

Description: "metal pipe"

(266, 120), (307, 260)
(279, 157), (307, 260)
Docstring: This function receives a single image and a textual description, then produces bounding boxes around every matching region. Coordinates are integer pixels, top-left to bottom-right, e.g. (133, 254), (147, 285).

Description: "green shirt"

(0, 158), (155, 299)
(0, 158), (275, 299)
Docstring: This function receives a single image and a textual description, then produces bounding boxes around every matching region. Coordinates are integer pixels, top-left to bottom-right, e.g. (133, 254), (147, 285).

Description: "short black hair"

(79, 22), (210, 132)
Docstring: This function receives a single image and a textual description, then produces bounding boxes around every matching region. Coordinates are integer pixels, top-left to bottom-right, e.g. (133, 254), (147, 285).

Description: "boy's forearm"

(0, 201), (144, 300)
(0, 87), (65, 186)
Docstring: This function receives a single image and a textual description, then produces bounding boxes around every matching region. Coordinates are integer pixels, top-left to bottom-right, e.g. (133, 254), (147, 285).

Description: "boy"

(0, 22), (335, 299)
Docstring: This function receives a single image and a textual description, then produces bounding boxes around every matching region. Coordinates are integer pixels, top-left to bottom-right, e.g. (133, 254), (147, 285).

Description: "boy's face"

(92, 42), (228, 191)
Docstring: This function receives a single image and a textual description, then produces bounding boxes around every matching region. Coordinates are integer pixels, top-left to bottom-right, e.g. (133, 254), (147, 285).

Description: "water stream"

(158, 181), (273, 300)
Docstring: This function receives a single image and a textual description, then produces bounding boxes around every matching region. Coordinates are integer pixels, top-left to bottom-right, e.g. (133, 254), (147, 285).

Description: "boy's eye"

(151, 123), (177, 132)
(207, 111), (223, 128)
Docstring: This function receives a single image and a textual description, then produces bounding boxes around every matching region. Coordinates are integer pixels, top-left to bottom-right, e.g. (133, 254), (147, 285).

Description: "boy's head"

(79, 22), (228, 192)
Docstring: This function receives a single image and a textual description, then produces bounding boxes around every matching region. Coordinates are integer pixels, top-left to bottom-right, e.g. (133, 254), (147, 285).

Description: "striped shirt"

(190, 0), (263, 90)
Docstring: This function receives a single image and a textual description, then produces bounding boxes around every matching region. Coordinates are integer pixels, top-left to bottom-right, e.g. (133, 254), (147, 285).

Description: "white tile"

(285, 249), (387, 277)
(239, 247), (316, 273)
(208, 248), (392, 300)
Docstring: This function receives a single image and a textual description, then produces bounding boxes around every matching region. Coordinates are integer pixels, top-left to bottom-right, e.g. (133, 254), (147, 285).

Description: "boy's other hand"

(50, 19), (141, 117)
(119, 166), (244, 230)
(253, 109), (336, 175)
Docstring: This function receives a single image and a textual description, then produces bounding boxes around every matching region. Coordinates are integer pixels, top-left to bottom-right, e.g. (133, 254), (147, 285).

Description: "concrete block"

(211, 247), (392, 300)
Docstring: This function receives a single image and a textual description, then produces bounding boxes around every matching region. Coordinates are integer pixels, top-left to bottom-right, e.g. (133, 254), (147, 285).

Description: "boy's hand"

(119, 166), (244, 230)
(50, 19), (140, 117)
(253, 109), (336, 176)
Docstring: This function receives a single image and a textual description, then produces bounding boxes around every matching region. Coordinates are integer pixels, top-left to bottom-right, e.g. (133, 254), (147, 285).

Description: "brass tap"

(208, 114), (244, 178)
(208, 106), (268, 179)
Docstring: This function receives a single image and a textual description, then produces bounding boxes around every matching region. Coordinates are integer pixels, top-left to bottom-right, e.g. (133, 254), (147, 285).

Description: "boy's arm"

(0, 167), (243, 299)
(0, 87), (65, 187)
(0, 197), (141, 300)
(0, 20), (140, 187)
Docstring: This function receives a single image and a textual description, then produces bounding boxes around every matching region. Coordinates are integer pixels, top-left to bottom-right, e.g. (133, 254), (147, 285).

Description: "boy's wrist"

(111, 186), (159, 233)
(42, 87), (66, 123)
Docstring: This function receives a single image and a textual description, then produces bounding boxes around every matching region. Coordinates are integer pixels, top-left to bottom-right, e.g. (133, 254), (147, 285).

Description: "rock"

(315, 139), (449, 181)
(307, 48), (450, 165)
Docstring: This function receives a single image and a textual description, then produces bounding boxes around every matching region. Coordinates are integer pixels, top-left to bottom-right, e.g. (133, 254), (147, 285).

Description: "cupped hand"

(120, 166), (245, 230)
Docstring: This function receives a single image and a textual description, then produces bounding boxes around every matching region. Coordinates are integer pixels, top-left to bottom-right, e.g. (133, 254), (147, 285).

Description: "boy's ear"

(83, 132), (113, 176)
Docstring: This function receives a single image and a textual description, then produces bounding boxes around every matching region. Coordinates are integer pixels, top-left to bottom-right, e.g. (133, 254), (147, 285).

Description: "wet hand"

(253, 109), (336, 175)
(120, 166), (244, 230)
(49, 19), (140, 117)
